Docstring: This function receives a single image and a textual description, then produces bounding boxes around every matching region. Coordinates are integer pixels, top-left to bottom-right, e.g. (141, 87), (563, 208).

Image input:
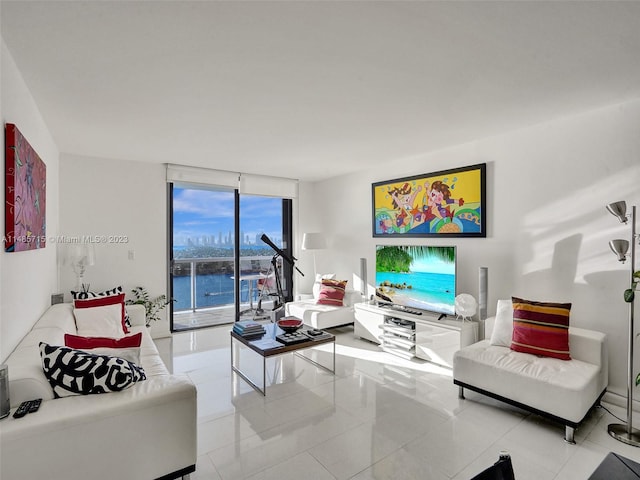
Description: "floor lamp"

(606, 200), (640, 446)
(301, 232), (326, 278)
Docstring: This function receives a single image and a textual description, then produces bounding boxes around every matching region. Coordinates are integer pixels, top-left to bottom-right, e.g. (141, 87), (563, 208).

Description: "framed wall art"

(5, 123), (47, 252)
(372, 163), (486, 238)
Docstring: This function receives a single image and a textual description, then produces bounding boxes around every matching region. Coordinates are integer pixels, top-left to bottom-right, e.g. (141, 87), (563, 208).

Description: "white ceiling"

(2, 1), (640, 182)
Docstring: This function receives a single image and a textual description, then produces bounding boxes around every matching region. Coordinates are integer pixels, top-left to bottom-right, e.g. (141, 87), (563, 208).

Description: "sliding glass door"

(168, 183), (292, 331)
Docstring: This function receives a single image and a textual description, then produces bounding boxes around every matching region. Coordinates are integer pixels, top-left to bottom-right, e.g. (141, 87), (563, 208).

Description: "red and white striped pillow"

(316, 279), (348, 307)
(510, 296), (571, 360)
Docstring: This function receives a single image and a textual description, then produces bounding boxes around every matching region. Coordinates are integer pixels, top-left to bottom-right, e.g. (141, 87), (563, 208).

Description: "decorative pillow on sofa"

(64, 333), (143, 364)
(71, 286), (131, 328)
(74, 293), (129, 335)
(489, 299), (514, 346)
(71, 285), (124, 300)
(74, 304), (126, 338)
(317, 279), (348, 306)
(312, 273), (336, 299)
(39, 342), (146, 398)
(510, 296), (571, 360)
(64, 333), (142, 349)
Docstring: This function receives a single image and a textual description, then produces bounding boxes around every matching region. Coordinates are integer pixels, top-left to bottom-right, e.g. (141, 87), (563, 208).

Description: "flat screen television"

(375, 245), (456, 316)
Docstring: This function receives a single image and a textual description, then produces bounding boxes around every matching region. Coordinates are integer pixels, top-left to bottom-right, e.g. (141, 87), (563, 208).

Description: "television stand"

(354, 302), (478, 368)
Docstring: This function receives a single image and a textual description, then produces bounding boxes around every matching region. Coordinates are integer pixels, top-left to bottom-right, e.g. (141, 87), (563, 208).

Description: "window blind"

(166, 164), (298, 199)
(166, 164), (239, 188)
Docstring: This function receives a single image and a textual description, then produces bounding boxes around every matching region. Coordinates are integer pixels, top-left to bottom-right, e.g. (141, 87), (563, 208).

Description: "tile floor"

(156, 325), (640, 480)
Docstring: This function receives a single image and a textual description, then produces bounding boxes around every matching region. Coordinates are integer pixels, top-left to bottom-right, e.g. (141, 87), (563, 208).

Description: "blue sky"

(173, 186), (283, 247)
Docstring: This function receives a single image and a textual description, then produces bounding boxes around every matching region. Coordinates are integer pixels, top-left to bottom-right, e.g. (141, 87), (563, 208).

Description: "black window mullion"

(233, 189), (240, 321)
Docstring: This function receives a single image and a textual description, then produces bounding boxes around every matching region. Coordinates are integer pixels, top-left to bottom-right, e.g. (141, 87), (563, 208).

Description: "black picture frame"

(372, 163), (486, 238)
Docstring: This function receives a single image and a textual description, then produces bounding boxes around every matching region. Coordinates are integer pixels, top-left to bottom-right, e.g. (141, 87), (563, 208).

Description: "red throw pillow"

(74, 293), (129, 334)
(65, 332), (142, 349)
(510, 296), (571, 360)
(316, 279), (347, 306)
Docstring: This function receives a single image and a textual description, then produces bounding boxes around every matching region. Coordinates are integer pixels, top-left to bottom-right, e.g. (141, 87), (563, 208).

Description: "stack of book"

(233, 320), (266, 339)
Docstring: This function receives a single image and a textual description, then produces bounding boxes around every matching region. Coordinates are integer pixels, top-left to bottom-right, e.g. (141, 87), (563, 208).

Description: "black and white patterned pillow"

(71, 286), (131, 328)
(71, 285), (124, 300)
(39, 343), (146, 398)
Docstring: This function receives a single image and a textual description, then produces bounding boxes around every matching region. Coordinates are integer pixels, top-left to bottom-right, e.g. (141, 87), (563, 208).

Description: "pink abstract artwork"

(5, 123), (46, 252)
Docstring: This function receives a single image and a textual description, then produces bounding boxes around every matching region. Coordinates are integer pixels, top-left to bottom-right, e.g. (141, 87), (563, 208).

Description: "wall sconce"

(301, 232), (326, 277)
(606, 200), (640, 447)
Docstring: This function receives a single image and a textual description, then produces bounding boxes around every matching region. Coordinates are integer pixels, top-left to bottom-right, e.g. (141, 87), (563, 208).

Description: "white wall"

(0, 41), (60, 362)
(295, 180), (326, 288)
(58, 154), (169, 337)
(299, 99), (640, 400)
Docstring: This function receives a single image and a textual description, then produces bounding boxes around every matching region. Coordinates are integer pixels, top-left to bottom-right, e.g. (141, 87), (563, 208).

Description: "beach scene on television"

(373, 164), (484, 237)
(375, 245), (456, 315)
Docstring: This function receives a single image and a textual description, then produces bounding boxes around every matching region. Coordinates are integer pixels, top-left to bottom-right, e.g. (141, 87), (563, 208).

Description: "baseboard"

(602, 390), (640, 412)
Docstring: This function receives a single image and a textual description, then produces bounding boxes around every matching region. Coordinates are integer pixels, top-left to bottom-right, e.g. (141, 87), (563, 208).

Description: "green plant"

(625, 270), (640, 387)
(126, 286), (172, 326)
(624, 270), (640, 303)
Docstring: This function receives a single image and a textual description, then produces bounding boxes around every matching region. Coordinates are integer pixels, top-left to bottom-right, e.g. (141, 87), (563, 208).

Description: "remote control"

(13, 401), (31, 419)
(28, 398), (42, 413)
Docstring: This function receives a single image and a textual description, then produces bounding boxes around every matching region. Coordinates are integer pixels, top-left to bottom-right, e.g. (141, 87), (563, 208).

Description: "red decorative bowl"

(277, 318), (303, 333)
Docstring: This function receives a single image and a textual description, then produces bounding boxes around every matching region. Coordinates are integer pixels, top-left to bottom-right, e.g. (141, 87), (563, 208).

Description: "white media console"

(354, 302), (478, 368)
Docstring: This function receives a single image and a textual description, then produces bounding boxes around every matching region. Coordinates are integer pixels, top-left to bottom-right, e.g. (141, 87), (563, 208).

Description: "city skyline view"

(172, 186), (284, 250)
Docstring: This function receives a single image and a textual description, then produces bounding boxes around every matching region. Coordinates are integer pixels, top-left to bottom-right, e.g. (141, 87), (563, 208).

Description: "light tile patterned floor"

(156, 325), (640, 480)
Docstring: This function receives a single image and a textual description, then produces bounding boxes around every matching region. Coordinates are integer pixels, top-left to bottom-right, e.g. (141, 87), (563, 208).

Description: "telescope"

(260, 234), (303, 276)
(255, 234), (304, 316)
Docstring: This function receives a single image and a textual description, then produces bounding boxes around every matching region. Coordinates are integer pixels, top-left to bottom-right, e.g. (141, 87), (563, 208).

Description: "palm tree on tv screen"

(376, 245), (455, 272)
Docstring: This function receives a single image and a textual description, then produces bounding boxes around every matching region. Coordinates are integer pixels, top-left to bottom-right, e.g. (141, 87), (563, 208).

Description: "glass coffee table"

(230, 322), (335, 395)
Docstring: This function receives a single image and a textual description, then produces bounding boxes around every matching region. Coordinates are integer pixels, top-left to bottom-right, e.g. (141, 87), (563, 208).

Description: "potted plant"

(625, 270), (640, 387)
(126, 286), (172, 327)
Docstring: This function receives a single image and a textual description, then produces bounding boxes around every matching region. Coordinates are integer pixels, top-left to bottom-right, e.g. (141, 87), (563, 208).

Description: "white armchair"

(285, 275), (363, 329)
(453, 301), (608, 443)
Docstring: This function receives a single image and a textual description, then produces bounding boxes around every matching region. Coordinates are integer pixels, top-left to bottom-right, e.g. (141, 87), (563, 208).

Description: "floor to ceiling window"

(168, 182), (294, 332)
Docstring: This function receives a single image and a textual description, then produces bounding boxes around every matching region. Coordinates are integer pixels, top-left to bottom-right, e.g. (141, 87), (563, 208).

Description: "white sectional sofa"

(1, 303), (197, 480)
(453, 310), (607, 444)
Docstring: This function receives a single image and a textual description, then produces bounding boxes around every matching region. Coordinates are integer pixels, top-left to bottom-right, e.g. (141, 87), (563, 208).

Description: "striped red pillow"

(316, 279), (348, 306)
(510, 296), (571, 360)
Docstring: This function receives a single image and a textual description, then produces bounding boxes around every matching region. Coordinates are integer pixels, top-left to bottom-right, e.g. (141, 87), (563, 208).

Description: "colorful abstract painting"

(5, 123), (46, 252)
(372, 163), (486, 237)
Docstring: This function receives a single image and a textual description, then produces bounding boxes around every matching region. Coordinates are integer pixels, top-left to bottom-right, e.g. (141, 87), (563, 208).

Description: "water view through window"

(171, 186), (285, 327)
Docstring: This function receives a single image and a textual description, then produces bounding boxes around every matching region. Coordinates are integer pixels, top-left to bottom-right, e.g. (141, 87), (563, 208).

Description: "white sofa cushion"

(489, 299), (513, 346)
(5, 327), (71, 406)
(34, 303), (77, 332)
(3, 362), (55, 404)
(18, 327), (66, 348)
(312, 273), (336, 299)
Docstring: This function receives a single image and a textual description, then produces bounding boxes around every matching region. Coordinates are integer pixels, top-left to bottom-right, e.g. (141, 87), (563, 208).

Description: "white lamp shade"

(67, 243), (96, 267)
(301, 233), (326, 250)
